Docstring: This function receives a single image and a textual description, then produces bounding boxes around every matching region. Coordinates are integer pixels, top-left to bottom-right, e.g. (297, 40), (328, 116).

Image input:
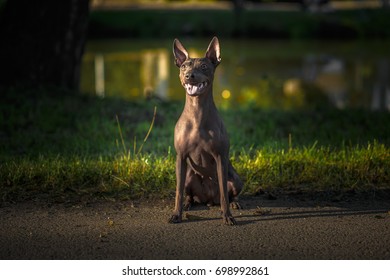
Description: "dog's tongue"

(187, 84), (198, 95)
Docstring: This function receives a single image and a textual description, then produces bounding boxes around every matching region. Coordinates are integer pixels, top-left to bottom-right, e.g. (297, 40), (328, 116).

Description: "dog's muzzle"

(184, 81), (208, 96)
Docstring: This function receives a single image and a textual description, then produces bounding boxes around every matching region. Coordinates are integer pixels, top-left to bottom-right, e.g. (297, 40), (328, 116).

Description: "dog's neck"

(183, 86), (217, 126)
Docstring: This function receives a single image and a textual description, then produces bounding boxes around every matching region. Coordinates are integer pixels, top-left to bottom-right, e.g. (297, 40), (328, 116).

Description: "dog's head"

(173, 37), (221, 97)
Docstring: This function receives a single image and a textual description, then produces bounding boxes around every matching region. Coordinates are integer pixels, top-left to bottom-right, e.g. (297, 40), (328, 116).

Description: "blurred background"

(81, 0), (390, 111)
(1, 0), (389, 111)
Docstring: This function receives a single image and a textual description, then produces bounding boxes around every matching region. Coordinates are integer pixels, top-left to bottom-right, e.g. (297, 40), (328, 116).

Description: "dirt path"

(1, 196), (389, 260)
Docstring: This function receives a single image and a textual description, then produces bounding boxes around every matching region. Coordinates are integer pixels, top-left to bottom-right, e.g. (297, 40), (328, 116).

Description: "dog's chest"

(174, 117), (226, 157)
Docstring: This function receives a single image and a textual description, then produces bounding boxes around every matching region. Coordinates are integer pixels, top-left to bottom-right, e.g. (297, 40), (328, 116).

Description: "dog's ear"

(205, 36), (221, 68)
(173, 39), (189, 67)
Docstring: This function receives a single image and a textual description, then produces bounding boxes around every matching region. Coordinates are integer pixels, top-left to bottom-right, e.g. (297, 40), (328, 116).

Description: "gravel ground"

(1, 196), (389, 260)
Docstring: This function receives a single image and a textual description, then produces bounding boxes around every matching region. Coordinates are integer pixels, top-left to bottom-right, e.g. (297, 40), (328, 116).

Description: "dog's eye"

(201, 64), (208, 71)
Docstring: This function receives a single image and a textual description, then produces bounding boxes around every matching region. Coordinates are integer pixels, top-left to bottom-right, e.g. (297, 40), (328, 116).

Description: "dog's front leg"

(169, 154), (187, 223)
(216, 154), (237, 225)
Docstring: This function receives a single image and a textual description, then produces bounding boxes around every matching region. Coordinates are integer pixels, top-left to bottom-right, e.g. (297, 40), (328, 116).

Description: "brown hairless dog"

(168, 37), (243, 225)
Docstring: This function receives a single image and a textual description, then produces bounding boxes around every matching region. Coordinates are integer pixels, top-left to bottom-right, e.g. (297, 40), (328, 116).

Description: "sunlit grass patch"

(236, 141), (390, 195)
(1, 142), (388, 203)
(1, 88), (389, 203)
(0, 154), (176, 203)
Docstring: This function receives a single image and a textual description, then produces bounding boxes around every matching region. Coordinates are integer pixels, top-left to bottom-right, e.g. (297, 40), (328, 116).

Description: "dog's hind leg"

(183, 171), (202, 211)
(228, 162), (243, 209)
(228, 181), (242, 209)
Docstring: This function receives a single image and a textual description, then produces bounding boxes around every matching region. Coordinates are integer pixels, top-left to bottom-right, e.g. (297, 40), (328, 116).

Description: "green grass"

(1, 88), (389, 203)
(237, 142), (389, 193)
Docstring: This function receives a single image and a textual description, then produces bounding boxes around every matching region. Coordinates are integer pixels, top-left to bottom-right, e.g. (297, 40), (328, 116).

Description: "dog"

(168, 37), (243, 225)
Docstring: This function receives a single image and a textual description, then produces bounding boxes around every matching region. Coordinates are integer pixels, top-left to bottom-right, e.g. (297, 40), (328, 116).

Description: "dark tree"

(0, 0), (90, 90)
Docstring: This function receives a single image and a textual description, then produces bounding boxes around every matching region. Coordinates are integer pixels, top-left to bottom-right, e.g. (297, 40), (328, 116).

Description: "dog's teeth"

(185, 82), (207, 95)
(191, 85), (198, 95)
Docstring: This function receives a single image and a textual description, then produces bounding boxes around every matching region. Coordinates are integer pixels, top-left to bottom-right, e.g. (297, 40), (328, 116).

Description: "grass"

(1, 88), (389, 203)
(237, 143), (389, 194)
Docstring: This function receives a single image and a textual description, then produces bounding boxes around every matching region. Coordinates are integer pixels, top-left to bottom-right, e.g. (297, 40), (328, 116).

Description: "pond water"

(81, 39), (390, 111)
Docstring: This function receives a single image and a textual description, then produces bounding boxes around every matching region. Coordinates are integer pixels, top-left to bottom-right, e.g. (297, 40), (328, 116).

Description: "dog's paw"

(183, 196), (193, 211)
(222, 215), (237, 226)
(183, 202), (191, 211)
(168, 214), (182, 224)
(231, 201), (242, 210)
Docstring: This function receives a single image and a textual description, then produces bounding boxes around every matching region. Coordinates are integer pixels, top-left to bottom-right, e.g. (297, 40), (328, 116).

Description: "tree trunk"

(0, 0), (90, 90)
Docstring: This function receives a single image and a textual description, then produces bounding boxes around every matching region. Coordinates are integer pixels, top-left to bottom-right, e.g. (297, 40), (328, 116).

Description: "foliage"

(88, 8), (390, 39)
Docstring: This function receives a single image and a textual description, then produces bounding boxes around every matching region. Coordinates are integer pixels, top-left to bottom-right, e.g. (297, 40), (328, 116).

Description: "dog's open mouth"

(184, 81), (208, 96)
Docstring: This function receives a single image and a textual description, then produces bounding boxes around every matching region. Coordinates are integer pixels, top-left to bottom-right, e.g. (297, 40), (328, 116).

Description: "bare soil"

(1, 195), (389, 260)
